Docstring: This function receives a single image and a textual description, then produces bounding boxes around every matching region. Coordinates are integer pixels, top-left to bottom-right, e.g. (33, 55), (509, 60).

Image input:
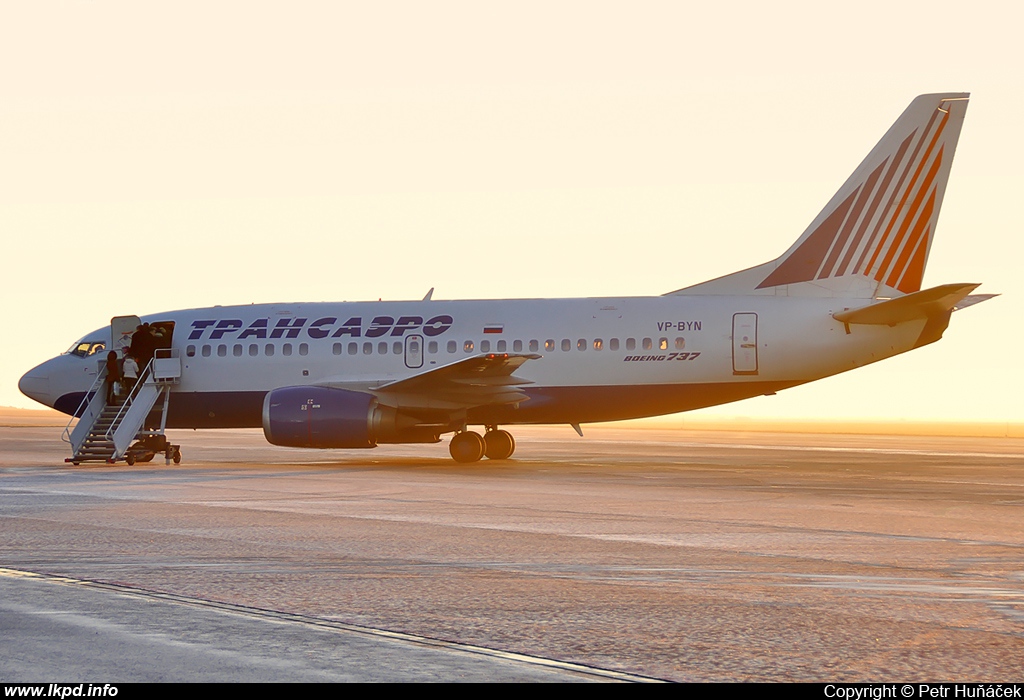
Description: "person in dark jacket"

(105, 351), (121, 404)
(129, 323), (155, 368)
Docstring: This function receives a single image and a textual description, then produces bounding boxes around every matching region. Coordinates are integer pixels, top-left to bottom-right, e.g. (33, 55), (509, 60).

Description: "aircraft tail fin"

(668, 93), (970, 298)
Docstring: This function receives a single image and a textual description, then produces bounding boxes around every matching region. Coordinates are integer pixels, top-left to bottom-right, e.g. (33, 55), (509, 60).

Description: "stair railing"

(104, 358), (156, 442)
(62, 361), (108, 453)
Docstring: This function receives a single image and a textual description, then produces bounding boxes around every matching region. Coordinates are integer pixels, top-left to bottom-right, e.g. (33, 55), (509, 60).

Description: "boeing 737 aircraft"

(19, 93), (994, 463)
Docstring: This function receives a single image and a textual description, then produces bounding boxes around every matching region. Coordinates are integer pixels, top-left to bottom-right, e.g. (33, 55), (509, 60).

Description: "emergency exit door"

(404, 334), (424, 369)
(732, 313), (758, 375)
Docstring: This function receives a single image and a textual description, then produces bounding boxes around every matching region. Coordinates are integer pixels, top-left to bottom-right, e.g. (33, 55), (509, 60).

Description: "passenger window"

(675, 337), (686, 350)
(609, 338), (619, 351)
(513, 340), (523, 352)
(217, 344), (227, 357)
(530, 340), (539, 352)
(642, 338), (653, 351)
(266, 344), (275, 356)
(626, 338), (636, 351)
(480, 340), (490, 353)
(561, 339), (570, 352)
(299, 343), (308, 356)
(393, 341), (402, 355)
(348, 342), (358, 355)
(464, 340), (474, 353)
(378, 342), (388, 355)
(428, 341), (438, 354)
(544, 339), (554, 352)
(659, 338), (668, 350)
(333, 343), (342, 356)
(363, 342), (372, 355)
(577, 339), (586, 351)
(496, 340), (506, 352)
(447, 340), (457, 353)
(249, 344), (258, 357)
(593, 339), (603, 351)
(186, 345), (196, 357)
(282, 343), (292, 357)
(233, 344), (242, 357)
(201, 345), (211, 357)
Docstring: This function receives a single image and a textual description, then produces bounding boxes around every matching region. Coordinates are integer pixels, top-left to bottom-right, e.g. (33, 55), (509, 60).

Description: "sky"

(2, 1), (1021, 423)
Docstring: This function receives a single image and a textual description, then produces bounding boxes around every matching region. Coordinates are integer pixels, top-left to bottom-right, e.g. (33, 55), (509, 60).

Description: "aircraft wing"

(369, 353), (542, 411)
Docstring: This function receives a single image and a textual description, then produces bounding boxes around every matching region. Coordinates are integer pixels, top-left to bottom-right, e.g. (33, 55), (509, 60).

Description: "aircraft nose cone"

(19, 365), (53, 407)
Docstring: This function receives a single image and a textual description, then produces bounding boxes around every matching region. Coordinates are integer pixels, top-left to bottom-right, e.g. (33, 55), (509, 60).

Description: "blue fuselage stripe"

(54, 381), (796, 429)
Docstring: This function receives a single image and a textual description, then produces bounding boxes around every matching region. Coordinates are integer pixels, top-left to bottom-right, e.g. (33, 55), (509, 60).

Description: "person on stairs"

(105, 351), (121, 404)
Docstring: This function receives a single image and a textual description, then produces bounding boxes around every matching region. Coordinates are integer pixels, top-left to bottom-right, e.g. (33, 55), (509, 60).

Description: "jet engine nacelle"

(262, 386), (440, 448)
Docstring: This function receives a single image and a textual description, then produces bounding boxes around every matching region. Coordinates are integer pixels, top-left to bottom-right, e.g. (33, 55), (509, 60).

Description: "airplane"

(19, 93), (995, 464)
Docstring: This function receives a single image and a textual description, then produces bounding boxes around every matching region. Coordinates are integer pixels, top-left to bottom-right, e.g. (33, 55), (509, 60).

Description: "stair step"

(71, 384), (167, 464)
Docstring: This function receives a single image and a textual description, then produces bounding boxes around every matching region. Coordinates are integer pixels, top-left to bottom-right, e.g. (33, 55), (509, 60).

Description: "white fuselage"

(22, 294), (926, 429)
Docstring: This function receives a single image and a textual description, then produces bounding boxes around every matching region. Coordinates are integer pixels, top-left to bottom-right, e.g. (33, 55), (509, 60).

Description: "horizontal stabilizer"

(833, 283), (979, 326)
(954, 293), (999, 311)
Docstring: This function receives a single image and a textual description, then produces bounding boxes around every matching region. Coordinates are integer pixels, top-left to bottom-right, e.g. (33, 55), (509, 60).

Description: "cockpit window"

(66, 340), (106, 358)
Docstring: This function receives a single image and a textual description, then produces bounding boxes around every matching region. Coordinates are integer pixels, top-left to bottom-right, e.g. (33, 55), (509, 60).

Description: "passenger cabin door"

(732, 313), (758, 375)
(110, 315), (141, 357)
(404, 334), (424, 369)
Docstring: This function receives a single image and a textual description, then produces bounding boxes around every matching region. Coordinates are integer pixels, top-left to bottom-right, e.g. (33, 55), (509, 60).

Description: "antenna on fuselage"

(422, 287), (434, 301)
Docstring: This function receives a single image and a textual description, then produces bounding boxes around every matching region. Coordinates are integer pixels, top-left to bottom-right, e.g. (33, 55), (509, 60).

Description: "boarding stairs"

(63, 349), (181, 465)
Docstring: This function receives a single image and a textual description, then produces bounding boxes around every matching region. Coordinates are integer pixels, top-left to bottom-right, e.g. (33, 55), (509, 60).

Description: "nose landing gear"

(122, 435), (182, 466)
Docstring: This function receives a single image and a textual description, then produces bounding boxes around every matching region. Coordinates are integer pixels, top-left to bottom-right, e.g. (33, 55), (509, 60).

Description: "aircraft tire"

(484, 430), (515, 460)
(450, 431), (485, 463)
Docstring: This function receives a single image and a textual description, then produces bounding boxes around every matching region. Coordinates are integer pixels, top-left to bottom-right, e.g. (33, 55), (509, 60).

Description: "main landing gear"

(449, 427), (516, 463)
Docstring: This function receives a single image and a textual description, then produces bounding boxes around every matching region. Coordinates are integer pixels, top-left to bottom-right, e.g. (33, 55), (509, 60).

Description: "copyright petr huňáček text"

(825, 686), (1021, 699)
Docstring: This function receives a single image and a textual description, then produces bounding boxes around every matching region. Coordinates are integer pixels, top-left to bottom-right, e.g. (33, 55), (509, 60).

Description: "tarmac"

(2, 422), (1023, 681)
